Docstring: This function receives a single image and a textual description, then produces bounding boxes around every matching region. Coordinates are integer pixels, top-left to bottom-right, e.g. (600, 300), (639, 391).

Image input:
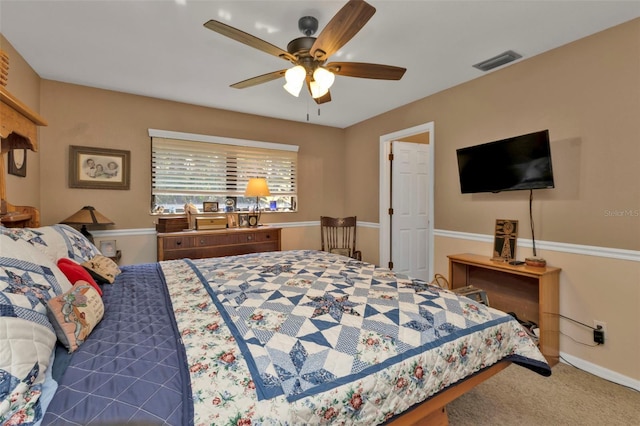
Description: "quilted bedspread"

(40, 250), (550, 425)
(42, 263), (193, 425)
(165, 250), (550, 425)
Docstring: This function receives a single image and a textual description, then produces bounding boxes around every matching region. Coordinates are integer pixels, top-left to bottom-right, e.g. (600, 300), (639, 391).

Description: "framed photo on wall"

(492, 219), (518, 261)
(69, 145), (130, 190)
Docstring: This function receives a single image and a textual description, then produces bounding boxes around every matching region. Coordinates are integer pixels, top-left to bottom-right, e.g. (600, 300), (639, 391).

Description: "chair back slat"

(320, 216), (361, 260)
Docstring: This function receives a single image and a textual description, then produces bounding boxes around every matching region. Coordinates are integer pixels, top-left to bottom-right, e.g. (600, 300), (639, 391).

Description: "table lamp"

(61, 206), (114, 243)
(244, 178), (271, 223)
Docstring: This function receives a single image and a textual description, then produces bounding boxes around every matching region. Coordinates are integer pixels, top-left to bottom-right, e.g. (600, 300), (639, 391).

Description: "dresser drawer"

(162, 236), (194, 249)
(158, 227), (281, 261)
(195, 233), (236, 247)
(255, 229), (279, 242)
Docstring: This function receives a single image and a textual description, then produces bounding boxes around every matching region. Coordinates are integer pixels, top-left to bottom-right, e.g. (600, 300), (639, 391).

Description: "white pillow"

(0, 230), (62, 424)
(1, 224), (101, 264)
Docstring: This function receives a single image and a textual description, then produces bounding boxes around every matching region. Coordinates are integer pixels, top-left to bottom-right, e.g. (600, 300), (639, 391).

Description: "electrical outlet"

(594, 320), (607, 334)
(594, 320), (606, 344)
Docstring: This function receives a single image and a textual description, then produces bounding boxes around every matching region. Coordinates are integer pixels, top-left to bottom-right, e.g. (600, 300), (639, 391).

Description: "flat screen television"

(456, 130), (555, 194)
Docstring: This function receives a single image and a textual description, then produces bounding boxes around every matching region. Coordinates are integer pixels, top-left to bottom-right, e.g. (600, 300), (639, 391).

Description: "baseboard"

(560, 352), (640, 391)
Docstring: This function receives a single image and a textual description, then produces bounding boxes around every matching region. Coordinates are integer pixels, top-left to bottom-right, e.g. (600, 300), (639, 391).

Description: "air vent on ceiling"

(473, 50), (522, 72)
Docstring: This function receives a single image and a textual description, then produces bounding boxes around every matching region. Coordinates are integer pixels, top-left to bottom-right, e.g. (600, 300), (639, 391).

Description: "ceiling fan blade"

(326, 62), (406, 80)
(230, 70), (287, 89)
(310, 0), (376, 61)
(204, 20), (296, 62)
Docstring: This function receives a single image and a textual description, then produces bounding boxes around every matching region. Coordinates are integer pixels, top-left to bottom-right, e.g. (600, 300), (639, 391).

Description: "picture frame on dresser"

(238, 213), (249, 228)
(69, 145), (131, 190)
(227, 213), (238, 228)
(492, 219), (518, 262)
(203, 201), (218, 212)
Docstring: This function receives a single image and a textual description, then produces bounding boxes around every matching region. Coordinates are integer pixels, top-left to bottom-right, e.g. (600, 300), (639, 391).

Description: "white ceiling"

(1, 1), (638, 128)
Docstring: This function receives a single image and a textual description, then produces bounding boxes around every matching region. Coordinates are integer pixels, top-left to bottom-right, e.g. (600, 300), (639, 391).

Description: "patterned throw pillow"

(46, 282), (105, 353)
(1, 224), (101, 264)
(57, 258), (103, 296)
(82, 255), (121, 284)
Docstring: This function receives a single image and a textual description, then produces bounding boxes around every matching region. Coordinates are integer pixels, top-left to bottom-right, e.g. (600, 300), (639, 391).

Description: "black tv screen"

(456, 130), (555, 193)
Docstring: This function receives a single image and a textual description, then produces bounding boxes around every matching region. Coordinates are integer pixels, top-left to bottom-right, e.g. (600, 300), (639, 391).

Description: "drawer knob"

(247, 236), (253, 240)
(176, 241), (182, 246)
(200, 239), (205, 244)
(266, 235), (270, 239)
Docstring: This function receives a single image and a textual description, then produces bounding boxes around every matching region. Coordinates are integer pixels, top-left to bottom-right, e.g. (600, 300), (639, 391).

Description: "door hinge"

(388, 207), (394, 215)
(388, 153), (394, 161)
(388, 261), (394, 269)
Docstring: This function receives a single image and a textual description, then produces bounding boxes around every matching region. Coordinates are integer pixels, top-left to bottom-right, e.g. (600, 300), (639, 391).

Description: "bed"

(0, 222), (551, 425)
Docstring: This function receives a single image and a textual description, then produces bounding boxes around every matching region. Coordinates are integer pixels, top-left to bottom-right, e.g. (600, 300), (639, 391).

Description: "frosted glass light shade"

(310, 80), (329, 98)
(283, 65), (306, 96)
(313, 67), (335, 90)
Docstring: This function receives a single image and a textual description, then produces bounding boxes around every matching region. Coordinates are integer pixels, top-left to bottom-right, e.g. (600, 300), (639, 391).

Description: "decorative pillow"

(1, 224), (101, 264)
(0, 233), (73, 314)
(57, 258), (102, 296)
(81, 255), (121, 284)
(46, 281), (104, 353)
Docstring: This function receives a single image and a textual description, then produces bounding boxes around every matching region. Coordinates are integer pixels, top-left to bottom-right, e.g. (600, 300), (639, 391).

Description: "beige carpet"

(447, 363), (640, 425)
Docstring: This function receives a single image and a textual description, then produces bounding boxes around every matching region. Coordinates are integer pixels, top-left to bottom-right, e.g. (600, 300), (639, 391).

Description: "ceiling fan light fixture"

(284, 65), (306, 97)
(310, 80), (329, 99)
(313, 67), (335, 91)
(283, 81), (304, 97)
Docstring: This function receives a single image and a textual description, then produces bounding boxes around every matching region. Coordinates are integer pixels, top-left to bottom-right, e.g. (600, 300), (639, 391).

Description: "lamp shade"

(61, 206), (114, 225)
(244, 178), (271, 197)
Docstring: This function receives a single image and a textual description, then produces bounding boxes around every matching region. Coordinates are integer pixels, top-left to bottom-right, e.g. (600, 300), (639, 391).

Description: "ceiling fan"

(203, 0), (406, 104)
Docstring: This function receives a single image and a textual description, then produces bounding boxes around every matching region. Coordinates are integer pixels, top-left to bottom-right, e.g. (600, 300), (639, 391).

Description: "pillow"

(0, 231), (60, 425)
(81, 255), (121, 284)
(1, 224), (101, 264)
(57, 258), (102, 296)
(46, 281), (105, 353)
(0, 233), (73, 313)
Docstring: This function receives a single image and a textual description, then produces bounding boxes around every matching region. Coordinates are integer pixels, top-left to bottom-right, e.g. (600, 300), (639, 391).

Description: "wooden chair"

(320, 216), (362, 260)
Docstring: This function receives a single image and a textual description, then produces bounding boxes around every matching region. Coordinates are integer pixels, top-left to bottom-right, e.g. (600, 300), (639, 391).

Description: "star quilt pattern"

(189, 250), (521, 402)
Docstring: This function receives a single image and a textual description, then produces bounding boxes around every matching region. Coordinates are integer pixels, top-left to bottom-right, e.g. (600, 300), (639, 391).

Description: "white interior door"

(379, 122), (434, 281)
(391, 141), (430, 280)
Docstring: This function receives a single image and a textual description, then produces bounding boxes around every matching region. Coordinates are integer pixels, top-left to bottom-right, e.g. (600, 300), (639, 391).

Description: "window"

(149, 129), (298, 214)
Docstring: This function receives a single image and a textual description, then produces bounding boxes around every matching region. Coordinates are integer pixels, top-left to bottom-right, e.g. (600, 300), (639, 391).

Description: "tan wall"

(345, 19), (640, 382)
(1, 35), (42, 207)
(37, 80), (347, 228)
(346, 18), (640, 252)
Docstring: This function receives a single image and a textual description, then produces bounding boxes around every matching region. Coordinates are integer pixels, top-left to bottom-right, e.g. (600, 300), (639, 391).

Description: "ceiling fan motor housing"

(298, 16), (318, 36)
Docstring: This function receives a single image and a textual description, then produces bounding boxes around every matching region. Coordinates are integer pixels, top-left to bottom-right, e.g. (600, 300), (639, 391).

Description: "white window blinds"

(149, 130), (298, 211)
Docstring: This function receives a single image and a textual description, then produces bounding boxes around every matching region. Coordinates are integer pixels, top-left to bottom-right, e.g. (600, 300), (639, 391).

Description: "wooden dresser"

(157, 227), (281, 261)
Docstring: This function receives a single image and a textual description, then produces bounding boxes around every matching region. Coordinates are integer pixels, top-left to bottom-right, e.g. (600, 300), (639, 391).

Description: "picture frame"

(99, 239), (117, 257)
(492, 219), (518, 262)
(69, 145), (130, 190)
(227, 213), (238, 228)
(203, 201), (219, 213)
(248, 214), (259, 227)
(238, 213), (250, 228)
(8, 149), (27, 177)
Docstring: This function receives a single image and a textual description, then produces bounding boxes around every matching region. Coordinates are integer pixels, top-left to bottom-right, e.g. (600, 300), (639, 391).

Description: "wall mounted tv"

(456, 129), (555, 194)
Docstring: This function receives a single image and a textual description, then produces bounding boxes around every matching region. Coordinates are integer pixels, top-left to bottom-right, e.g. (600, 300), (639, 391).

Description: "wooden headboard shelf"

(0, 86), (47, 152)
